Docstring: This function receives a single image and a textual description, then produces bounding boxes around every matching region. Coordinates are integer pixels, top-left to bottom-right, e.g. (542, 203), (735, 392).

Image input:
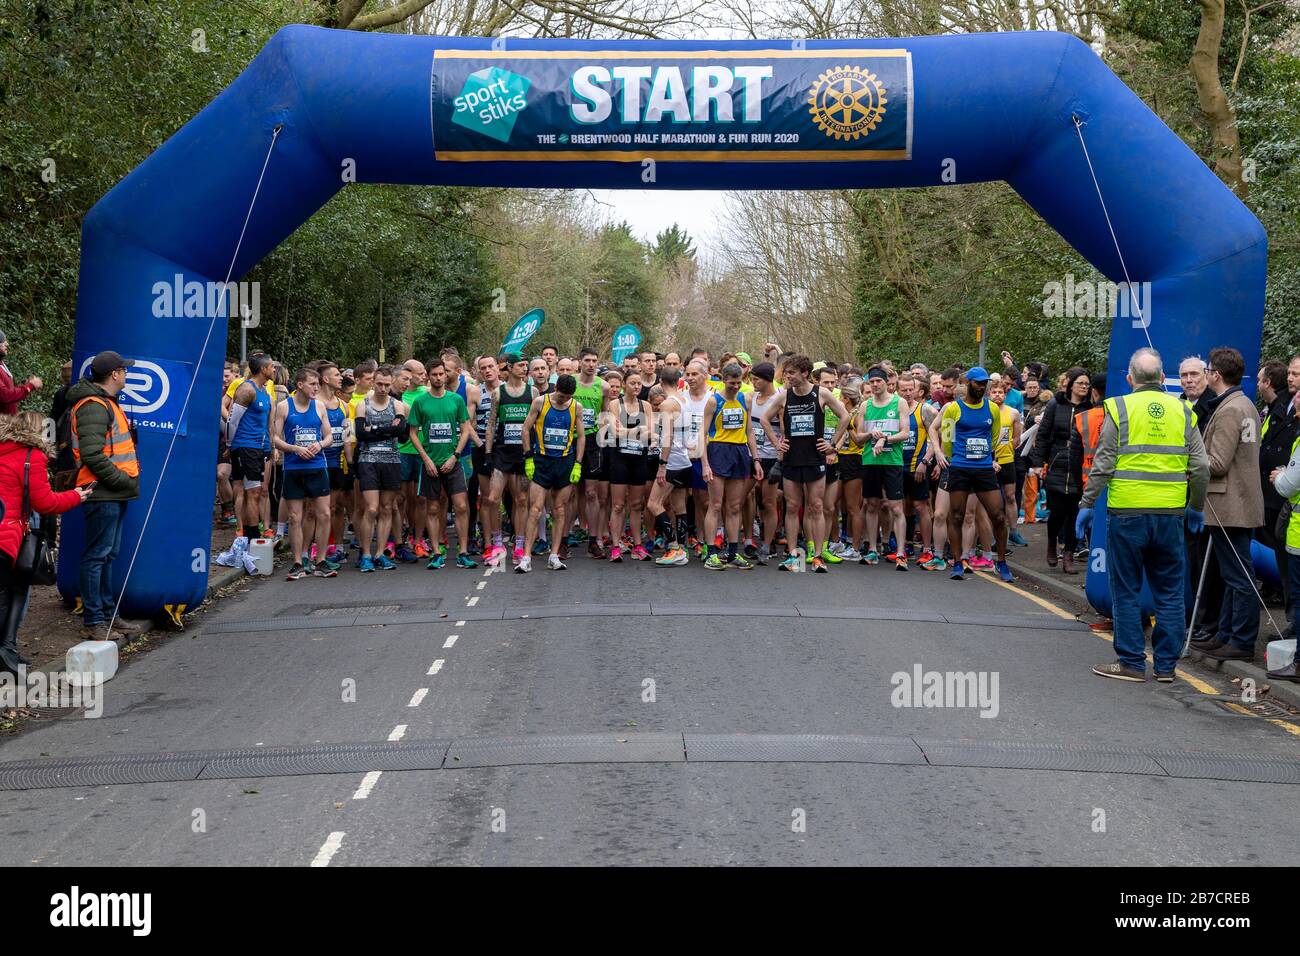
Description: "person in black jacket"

(1259, 358), (1299, 627)
(1030, 367), (1092, 573)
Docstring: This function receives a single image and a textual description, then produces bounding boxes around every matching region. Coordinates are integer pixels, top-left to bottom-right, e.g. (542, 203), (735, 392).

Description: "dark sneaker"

(1154, 671), (1176, 683)
(455, 553), (477, 569)
(588, 540), (606, 560)
(286, 563), (307, 581)
(729, 554), (753, 570)
(532, 538), (550, 556)
(1201, 643), (1252, 661)
(1092, 661), (1146, 682)
(311, 562), (337, 578)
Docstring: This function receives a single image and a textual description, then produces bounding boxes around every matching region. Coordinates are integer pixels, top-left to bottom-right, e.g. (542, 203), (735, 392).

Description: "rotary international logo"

(807, 65), (887, 141)
(1148, 402), (1166, 419)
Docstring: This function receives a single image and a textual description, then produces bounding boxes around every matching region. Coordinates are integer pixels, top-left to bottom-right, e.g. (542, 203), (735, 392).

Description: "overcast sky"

(588, 188), (729, 249)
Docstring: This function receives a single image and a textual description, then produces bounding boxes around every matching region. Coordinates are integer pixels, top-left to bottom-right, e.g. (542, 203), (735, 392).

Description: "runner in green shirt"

(406, 358), (476, 569)
(854, 366), (911, 569)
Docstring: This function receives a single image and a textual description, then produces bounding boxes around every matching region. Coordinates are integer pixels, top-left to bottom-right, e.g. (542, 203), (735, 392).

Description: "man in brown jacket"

(1194, 347), (1265, 661)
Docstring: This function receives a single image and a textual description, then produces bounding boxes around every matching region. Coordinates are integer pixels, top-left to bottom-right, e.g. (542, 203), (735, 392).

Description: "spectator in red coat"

(0, 412), (89, 672)
(0, 331), (43, 415)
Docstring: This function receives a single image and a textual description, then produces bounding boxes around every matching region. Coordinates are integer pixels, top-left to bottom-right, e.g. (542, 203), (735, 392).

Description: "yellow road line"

(985, 576), (1300, 734)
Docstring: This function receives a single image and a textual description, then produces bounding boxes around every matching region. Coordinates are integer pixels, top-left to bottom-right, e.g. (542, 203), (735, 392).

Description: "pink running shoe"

(970, 555), (995, 571)
(631, 546), (650, 561)
(512, 546), (526, 565)
(485, 545), (503, 567)
(609, 546), (623, 563)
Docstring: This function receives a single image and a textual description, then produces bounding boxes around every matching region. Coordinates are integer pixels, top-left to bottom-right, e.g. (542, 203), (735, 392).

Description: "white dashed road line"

(388, 725), (407, 741)
(311, 832), (345, 867)
(428, 659), (444, 675)
(352, 771), (382, 800)
(443, 635), (458, 649)
(408, 688), (429, 707)
(467, 596), (479, 607)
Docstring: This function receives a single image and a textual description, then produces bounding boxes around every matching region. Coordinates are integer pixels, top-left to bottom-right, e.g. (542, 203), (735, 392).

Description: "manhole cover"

(310, 605), (401, 617)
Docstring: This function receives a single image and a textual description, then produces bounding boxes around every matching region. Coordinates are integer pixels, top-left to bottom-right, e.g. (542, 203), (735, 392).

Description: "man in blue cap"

(930, 365), (1014, 582)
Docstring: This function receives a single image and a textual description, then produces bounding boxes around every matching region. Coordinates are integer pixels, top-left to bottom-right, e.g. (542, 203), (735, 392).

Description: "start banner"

(431, 48), (912, 162)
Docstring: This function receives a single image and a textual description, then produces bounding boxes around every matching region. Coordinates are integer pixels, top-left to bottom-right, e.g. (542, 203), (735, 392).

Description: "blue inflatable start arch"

(65, 26), (1266, 618)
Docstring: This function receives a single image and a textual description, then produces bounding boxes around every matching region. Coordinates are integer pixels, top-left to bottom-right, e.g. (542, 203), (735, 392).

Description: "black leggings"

(1046, 489), (1080, 552)
(0, 555), (32, 671)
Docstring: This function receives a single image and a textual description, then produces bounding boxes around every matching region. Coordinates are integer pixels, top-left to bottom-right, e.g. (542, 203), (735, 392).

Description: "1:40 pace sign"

(432, 48), (913, 163)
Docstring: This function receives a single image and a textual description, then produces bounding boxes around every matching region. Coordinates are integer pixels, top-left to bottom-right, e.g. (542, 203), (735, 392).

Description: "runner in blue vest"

(272, 367), (336, 580)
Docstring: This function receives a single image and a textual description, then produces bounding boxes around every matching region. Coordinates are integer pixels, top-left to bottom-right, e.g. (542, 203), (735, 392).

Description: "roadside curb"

(1007, 551), (1300, 712)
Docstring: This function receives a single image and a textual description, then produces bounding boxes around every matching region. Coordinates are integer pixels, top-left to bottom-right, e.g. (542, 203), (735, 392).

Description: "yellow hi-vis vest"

(1288, 435), (1300, 552)
(1103, 390), (1194, 510)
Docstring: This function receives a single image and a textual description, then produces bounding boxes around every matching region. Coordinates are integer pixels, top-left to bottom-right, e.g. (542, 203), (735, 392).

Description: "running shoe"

(484, 545), (503, 567)
(656, 546), (688, 566)
(687, 535), (701, 553)
(548, 553), (567, 571)
(653, 536), (666, 553)
(729, 554), (753, 570)
(558, 541), (571, 561)
(311, 562), (337, 578)
(995, 561), (1014, 583)
(466, 537), (482, 556)
(319, 556), (342, 573)
(810, 556), (827, 573)
(286, 563), (307, 581)
(515, 555), (532, 573)
(821, 548), (843, 564)
(861, 550), (879, 566)
(588, 540), (606, 560)
(961, 557), (975, 575)
(918, 550), (935, 565)
(1008, 530), (1028, 547)
(376, 554), (397, 571)
(827, 541), (847, 557)
(779, 554), (801, 572)
(395, 545), (418, 563)
(513, 546), (526, 564)
(883, 550), (898, 562)
(743, 542), (759, 560)
(631, 545), (650, 561)
(969, 555), (995, 572)
(922, 556), (947, 572)
(755, 544), (771, 566)
(950, 564), (965, 580)
(703, 553), (726, 570)
(609, 546), (623, 563)
(532, 538), (550, 556)
(895, 557), (908, 572)
(455, 553), (477, 569)
(838, 546), (862, 562)
(426, 553), (445, 570)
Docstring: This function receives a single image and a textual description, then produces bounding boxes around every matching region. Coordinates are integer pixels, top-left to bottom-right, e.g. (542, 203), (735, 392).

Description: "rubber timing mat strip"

(200, 604), (1087, 633)
(0, 734), (1294, 791)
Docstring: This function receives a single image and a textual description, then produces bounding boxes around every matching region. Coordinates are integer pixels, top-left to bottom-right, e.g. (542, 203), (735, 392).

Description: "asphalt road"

(0, 546), (1295, 866)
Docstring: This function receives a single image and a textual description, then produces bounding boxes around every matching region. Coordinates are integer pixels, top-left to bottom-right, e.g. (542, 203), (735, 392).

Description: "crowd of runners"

(216, 344), (1051, 582)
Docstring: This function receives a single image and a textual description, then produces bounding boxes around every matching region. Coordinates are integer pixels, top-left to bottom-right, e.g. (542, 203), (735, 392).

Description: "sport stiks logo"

(451, 67), (531, 143)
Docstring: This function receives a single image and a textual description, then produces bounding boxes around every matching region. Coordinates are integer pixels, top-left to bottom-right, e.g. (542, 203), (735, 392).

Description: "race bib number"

(504, 422), (524, 445)
(543, 426), (569, 452)
(877, 419), (899, 434)
(582, 405), (596, 431)
(998, 426), (1010, 445)
(964, 437), (990, 460)
(789, 414), (814, 438)
(427, 422), (454, 444)
(331, 425), (345, 444)
(292, 426), (317, 445)
(623, 437), (644, 453)
(721, 406), (746, 431)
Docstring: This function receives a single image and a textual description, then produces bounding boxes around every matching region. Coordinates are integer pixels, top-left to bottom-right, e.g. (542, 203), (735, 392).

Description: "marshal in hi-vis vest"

(1102, 390), (1193, 510)
(71, 395), (140, 487)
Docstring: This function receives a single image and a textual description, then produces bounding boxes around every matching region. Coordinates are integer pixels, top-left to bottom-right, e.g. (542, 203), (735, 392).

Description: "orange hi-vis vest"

(1075, 405), (1104, 489)
(71, 395), (140, 486)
